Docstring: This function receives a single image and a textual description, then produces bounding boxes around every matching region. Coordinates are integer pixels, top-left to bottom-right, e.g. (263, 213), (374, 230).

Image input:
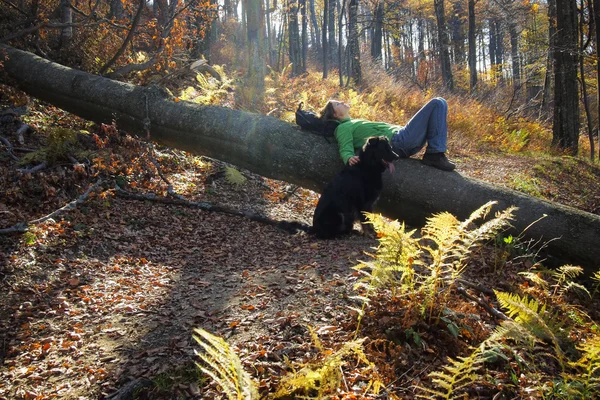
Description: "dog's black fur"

(279, 136), (399, 238)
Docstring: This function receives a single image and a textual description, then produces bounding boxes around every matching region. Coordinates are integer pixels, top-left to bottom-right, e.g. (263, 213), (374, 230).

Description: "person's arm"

(334, 122), (355, 165)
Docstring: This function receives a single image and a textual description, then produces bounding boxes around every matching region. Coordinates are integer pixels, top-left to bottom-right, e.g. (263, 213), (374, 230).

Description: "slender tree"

(579, 0), (595, 160)
(60, 0), (72, 46)
(552, 0), (580, 154)
(323, 0), (329, 78)
(348, 0), (361, 84)
(300, 0), (308, 73)
(434, 0), (454, 89)
(288, 0), (302, 75)
(245, 0), (266, 101)
(594, 0), (600, 159)
(309, 0), (321, 54)
(468, 0), (477, 91)
(328, 0), (337, 67)
(371, 0), (384, 62)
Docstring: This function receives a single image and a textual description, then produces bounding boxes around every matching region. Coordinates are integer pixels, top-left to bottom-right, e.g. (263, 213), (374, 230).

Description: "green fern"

(192, 328), (259, 400)
(224, 166), (247, 186)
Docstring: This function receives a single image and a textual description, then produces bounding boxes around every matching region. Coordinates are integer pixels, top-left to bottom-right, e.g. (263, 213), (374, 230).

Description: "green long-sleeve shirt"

(334, 118), (401, 164)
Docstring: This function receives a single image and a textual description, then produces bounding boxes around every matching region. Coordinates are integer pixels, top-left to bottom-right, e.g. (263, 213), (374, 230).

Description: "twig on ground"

(0, 179), (104, 235)
(15, 122), (30, 145)
(0, 135), (19, 160)
(115, 187), (286, 229)
(456, 285), (509, 321)
(456, 278), (496, 296)
(18, 161), (47, 173)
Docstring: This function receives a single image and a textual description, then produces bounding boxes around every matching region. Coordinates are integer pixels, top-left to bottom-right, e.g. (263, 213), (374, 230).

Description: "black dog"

(311, 136), (399, 238)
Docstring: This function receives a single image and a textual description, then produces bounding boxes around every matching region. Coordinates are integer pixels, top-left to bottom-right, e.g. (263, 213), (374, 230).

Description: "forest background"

(2, 0), (600, 399)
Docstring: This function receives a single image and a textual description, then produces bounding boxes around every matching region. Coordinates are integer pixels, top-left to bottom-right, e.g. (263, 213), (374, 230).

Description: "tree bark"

(1, 44), (600, 271)
(371, 1), (383, 62)
(348, 0), (361, 84)
(553, 0), (579, 154)
(243, 0), (265, 106)
(468, 0), (477, 92)
(508, 21), (520, 89)
(288, 0), (302, 75)
(300, 0), (308, 73)
(434, 0), (454, 90)
(323, 0), (329, 78)
(309, 0), (321, 54)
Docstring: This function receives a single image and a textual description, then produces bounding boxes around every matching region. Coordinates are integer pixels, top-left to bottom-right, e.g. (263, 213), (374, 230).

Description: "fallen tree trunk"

(1, 44), (599, 271)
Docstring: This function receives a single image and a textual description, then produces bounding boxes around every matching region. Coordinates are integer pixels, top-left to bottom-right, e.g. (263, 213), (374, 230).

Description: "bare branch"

(0, 179), (103, 235)
(99, 0), (146, 76)
(0, 135), (19, 160)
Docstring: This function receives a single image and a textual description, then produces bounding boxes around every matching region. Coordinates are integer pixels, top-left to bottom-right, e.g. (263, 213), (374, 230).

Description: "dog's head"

(359, 136), (399, 173)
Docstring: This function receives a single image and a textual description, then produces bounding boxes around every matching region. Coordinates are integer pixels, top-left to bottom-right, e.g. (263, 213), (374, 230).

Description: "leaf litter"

(2, 102), (600, 399)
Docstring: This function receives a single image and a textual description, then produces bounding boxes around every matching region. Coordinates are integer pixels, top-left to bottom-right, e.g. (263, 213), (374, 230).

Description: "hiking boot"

(422, 152), (456, 171)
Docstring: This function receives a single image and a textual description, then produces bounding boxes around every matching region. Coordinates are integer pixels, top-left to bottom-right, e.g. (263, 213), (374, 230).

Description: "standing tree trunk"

(371, 1), (384, 62)
(338, 0), (346, 86)
(60, 0), (72, 46)
(508, 21), (520, 89)
(109, 0), (124, 20)
(348, 0), (361, 84)
(328, 0), (337, 67)
(468, 0), (477, 91)
(434, 0), (453, 90)
(553, 0), (580, 155)
(323, 0), (329, 78)
(300, 0), (308, 73)
(243, 0), (266, 107)
(288, 0), (302, 75)
(541, 0), (556, 119)
(309, 0), (321, 54)
(594, 0), (600, 160)
(579, 0), (595, 160)
(156, 0), (169, 30)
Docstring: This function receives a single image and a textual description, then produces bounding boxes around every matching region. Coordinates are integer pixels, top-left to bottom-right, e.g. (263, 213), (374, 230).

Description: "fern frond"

(458, 200), (496, 228)
(553, 265), (584, 281)
(224, 166), (247, 186)
(519, 271), (549, 289)
(273, 338), (381, 398)
(416, 344), (484, 399)
(193, 328), (259, 400)
(488, 320), (538, 350)
(564, 334), (600, 396)
(494, 291), (564, 358)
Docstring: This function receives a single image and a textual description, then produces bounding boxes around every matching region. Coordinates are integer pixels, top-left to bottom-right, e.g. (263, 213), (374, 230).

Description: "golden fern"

(551, 265), (590, 298)
(494, 291), (564, 360)
(592, 270), (600, 298)
(416, 344), (485, 399)
(353, 204), (516, 327)
(224, 166), (247, 186)
(192, 328), (259, 400)
(273, 338), (382, 399)
(565, 334), (600, 395)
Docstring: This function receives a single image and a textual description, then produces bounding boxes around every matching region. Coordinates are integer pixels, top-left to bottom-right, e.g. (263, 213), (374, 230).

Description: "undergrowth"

(192, 203), (600, 399)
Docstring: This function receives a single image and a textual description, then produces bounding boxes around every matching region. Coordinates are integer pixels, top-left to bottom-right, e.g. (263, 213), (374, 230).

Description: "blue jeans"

(390, 97), (448, 158)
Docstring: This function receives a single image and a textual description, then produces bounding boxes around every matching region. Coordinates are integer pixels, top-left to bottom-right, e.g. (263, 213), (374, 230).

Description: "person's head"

(321, 100), (350, 120)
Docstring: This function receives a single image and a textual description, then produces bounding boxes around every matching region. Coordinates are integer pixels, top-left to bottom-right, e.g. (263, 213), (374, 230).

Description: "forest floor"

(1, 99), (600, 400)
